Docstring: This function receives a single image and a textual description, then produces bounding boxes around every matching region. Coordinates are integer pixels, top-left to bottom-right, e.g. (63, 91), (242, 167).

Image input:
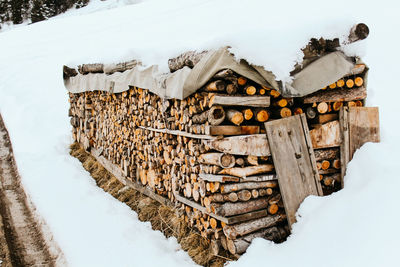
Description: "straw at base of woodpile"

(69, 142), (226, 266)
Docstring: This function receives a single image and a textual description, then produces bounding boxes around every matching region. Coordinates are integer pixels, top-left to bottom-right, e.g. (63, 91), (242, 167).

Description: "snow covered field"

(0, 0), (400, 266)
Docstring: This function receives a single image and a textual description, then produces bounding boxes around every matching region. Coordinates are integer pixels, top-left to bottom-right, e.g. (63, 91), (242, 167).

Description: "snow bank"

(0, 0), (399, 266)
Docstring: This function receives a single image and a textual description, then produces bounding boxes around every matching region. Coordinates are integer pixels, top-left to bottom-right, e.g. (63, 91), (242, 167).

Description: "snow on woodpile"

(0, 0), (399, 266)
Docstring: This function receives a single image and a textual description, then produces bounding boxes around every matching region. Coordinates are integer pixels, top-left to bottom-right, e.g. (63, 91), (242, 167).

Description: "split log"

(246, 155), (258, 166)
(226, 109), (244, 125)
(306, 107), (317, 119)
(168, 50), (207, 72)
(314, 148), (340, 161)
(317, 102), (329, 114)
(347, 64), (366, 76)
(199, 153), (235, 168)
(78, 63), (104, 74)
(255, 109), (270, 122)
(203, 134), (271, 157)
(220, 180), (277, 193)
(346, 78), (354, 88)
(226, 83), (238, 95)
(348, 23), (369, 43)
(223, 214), (286, 239)
(317, 113), (338, 124)
(204, 192), (239, 205)
(303, 86), (367, 104)
(192, 105), (225, 125)
(211, 239), (221, 256)
(205, 80), (226, 92)
(322, 173), (341, 186)
(242, 109), (253, 120)
(336, 79), (345, 87)
(238, 77), (247, 86)
(274, 107), (292, 118)
(332, 159), (341, 169)
(355, 77), (364, 87)
(63, 65), (78, 78)
(245, 86), (257, 95)
(219, 164), (274, 178)
(227, 226), (288, 254)
(237, 190), (252, 201)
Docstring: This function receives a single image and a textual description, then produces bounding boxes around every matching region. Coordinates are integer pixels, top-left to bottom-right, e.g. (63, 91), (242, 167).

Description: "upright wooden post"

(339, 107), (349, 188)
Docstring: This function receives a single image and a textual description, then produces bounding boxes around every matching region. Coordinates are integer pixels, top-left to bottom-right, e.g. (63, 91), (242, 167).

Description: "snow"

(0, 0), (400, 266)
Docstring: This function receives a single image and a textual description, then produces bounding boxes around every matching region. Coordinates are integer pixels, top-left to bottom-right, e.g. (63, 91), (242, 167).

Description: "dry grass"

(70, 143), (226, 267)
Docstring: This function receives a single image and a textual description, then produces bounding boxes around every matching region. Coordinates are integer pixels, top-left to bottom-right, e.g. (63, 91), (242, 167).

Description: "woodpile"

(68, 55), (371, 255)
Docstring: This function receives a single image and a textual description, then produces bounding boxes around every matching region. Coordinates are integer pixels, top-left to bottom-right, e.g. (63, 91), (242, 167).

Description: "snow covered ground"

(0, 0), (400, 266)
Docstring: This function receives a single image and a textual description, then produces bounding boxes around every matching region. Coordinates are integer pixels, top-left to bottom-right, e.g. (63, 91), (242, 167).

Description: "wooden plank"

(348, 107), (380, 160)
(202, 134), (271, 157)
(339, 107), (350, 189)
(265, 114), (322, 228)
(199, 173), (277, 183)
(303, 86), (367, 104)
(309, 120), (341, 149)
(91, 148), (173, 207)
(211, 95), (270, 107)
(300, 114), (324, 196)
(175, 194), (268, 224)
(205, 125), (260, 136)
(139, 126), (214, 140)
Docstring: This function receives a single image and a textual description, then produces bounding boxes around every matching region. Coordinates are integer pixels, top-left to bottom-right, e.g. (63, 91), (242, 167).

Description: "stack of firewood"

(68, 61), (367, 255)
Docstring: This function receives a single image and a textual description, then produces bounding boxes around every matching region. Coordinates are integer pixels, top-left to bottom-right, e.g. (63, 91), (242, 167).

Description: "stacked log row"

(68, 63), (367, 255)
(303, 63), (367, 193)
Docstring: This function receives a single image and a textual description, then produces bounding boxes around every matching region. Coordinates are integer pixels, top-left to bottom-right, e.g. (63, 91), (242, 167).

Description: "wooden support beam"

(90, 148), (173, 207)
(175, 194), (269, 225)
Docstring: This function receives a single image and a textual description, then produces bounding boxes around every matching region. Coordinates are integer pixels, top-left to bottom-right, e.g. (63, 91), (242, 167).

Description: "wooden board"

(309, 120), (341, 149)
(91, 148), (173, 207)
(175, 194), (268, 224)
(265, 114), (323, 227)
(348, 107), (380, 160)
(211, 95), (270, 107)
